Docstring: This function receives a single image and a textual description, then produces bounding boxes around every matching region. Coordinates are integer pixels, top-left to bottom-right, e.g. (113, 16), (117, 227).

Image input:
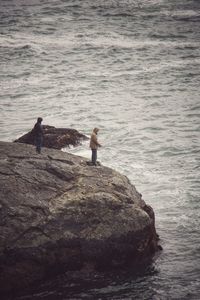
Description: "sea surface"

(0, 0), (200, 299)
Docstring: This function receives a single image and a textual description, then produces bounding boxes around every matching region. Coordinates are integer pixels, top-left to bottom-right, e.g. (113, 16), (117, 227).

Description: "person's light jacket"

(90, 131), (100, 150)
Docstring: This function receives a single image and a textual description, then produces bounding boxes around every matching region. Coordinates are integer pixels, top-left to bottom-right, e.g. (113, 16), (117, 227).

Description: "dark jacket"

(33, 122), (43, 139)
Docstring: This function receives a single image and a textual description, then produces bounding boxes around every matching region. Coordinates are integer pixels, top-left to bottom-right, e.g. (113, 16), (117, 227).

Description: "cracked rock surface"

(0, 141), (159, 294)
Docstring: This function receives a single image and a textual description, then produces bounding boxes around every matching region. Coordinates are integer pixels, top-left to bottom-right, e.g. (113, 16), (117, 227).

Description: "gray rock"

(0, 141), (160, 295)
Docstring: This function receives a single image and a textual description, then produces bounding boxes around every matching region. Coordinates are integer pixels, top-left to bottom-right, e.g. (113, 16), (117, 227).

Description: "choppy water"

(1, 0), (200, 299)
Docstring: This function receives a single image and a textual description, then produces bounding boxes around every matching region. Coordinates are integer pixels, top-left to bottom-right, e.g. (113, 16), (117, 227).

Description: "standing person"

(90, 128), (101, 165)
(33, 117), (44, 154)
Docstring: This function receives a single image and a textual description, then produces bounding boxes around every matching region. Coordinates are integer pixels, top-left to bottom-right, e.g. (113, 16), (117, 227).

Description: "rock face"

(0, 141), (159, 295)
(14, 125), (88, 149)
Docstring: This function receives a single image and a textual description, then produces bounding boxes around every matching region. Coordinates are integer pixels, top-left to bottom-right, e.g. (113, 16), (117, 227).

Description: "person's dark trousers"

(91, 149), (97, 165)
(35, 137), (43, 154)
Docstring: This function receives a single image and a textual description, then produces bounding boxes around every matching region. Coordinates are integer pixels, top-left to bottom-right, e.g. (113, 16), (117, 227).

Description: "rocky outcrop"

(14, 125), (88, 149)
(0, 141), (160, 295)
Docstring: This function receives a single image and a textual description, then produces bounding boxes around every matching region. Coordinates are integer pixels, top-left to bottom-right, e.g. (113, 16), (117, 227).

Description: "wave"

(0, 44), (36, 59)
(170, 10), (200, 22)
(150, 33), (187, 40)
(164, 9), (200, 19)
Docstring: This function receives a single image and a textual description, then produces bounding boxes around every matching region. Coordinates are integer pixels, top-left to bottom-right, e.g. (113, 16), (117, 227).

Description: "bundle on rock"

(0, 141), (160, 295)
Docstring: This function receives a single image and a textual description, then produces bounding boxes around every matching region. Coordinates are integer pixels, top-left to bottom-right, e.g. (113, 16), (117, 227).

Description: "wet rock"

(14, 125), (88, 149)
(0, 141), (160, 295)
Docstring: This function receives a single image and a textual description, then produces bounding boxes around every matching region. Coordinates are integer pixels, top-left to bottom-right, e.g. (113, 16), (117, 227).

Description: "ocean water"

(0, 0), (200, 299)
